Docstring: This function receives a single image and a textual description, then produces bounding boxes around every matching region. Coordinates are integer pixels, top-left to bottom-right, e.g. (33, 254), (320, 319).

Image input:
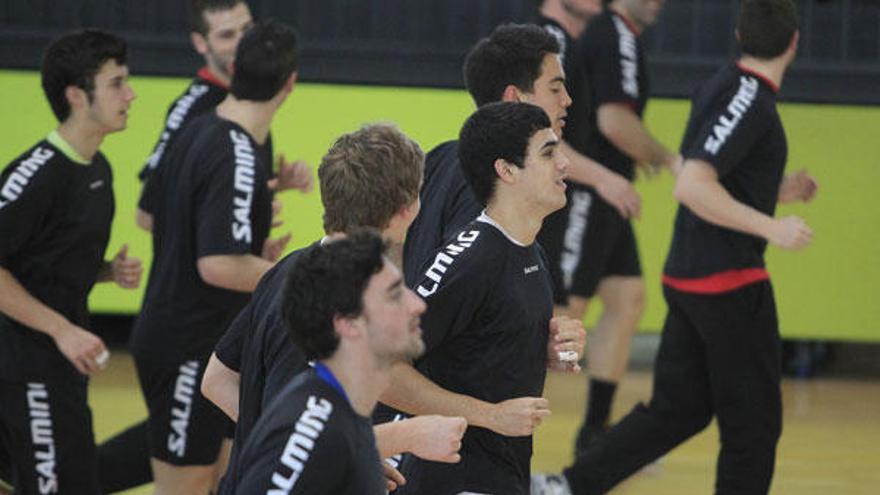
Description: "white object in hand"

(95, 350), (110, 368)
(558, 350), (578, 363)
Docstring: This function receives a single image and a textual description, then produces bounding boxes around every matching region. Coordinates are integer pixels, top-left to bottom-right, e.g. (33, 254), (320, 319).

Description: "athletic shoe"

(530, 473), (572, 495)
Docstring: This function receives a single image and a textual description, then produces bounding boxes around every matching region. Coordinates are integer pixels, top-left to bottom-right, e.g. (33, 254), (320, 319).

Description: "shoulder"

(1, 140), (64, 191)
(413, 221), (507, 298)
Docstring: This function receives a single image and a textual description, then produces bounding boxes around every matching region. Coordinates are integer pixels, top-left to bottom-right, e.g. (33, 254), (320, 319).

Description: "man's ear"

(191, 32), (208, 55)
(501, 84), (523, 103)
(64, 85), (88, 114)
(494, 158), (517, 185)
(333, 314), (363, 341)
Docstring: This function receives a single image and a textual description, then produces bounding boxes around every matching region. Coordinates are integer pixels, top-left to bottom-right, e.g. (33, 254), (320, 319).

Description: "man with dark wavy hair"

(0, 29), (141, 494)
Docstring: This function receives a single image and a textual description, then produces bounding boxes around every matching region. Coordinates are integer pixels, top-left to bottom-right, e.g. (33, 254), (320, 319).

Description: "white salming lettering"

(167, 360), (199, 457)
(560, 190), (592, 290)
(268, 396), (334, 495)
(417, 230), (481, 298)
(612, 16), (639, 99)
(704, 76), (759, 155)
(0, 147), (54, 210)
(230, 130), (256, 243)
(145, 84), (211, 170)
(27, 383), (58, 494)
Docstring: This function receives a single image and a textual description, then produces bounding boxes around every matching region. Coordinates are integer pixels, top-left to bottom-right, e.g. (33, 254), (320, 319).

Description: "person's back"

(402, 140), (480, 285)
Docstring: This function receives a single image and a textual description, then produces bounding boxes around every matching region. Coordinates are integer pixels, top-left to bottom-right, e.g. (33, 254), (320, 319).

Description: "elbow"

(197, 257), (228, 289)
(673, 178), (699, 208)
(200, 369), (217, 405)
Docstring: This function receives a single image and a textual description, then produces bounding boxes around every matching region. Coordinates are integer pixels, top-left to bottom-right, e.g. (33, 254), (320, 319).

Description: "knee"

(604, 282), (645, 320)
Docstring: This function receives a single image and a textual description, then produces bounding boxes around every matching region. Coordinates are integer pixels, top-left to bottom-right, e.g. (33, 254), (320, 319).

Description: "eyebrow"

(386, 277), (403, 294)
(550, 75), (566, 84)
(541, 138), (559, 151)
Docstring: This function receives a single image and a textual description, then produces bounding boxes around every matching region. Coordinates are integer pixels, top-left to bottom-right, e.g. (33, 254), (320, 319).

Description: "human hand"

(778, 169), (818, 203)
(111, 244), (142, 289)
(596, 173), (641, 219)
(405, 415), (466, 463)
(274, 154), (313, 193)
(488, 397), (551, 437)
(261, 233), (292, 262)
(768, 216), (813, 250)
(383, 461), (406, 492)
(547, 316), (585, 373)
(53, 324), (109, 375)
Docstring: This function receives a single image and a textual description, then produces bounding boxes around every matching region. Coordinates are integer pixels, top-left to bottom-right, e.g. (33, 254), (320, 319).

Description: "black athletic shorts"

(0, 377), (100, 494)
(538, 185), (641, 304)
(133, 354), (231, 466)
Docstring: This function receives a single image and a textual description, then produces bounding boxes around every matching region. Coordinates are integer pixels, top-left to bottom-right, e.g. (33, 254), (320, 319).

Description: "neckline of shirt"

(197, 66), (229, 90)
(735, 61), (780, 94)
(46, 130), (90, 166)
(476, 211), (528, 247)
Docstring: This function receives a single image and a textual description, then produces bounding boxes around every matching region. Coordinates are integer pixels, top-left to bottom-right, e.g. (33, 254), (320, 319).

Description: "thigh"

(567, 191), (620, 299)
(602, 219), (642, 279)
(0, 378), (99, 495)
(681, 283), (782, 436)
(135, 356), (229, 466)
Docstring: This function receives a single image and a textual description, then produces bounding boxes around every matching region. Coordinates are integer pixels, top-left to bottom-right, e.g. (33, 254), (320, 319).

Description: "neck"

(737, 56), (786, 90)
(205, 64), (231, 87)
(56, 118), (105, 162)
(541, 3), (589, 39)
(485, 199), (543, 246)
(321, 350), (390, 417)
(216, 96), (276, 145)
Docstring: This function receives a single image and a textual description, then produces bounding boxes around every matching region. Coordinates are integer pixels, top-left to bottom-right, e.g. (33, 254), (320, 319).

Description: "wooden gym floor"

(87, 352), (880, 494)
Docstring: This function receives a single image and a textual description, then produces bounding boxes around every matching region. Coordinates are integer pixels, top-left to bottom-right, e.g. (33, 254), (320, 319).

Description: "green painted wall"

(1, 70), (877, 341)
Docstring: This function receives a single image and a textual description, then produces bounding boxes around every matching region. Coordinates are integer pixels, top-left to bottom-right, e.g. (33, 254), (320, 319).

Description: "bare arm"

(380, 362), (550, 437)
(197, 254), (274, 292)
(135, 207), (153, 232)
(674, 159), (812, 249)
(560, 141), (641, 219)
(373, 415), (465, 462)
(0, 267), (107, 375)
(598, 103), (680, 172)
(201, 352), (240, 421)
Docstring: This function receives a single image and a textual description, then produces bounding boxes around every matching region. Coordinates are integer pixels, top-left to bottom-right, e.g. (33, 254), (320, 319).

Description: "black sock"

(98, 421), (153, 493)
(585, 378), (617, 430)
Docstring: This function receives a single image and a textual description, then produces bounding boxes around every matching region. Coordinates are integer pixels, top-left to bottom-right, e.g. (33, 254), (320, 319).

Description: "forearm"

(380, 362), (494, 430)
(201, 353), (240, 421)
(560, 141), (617, 188)
(373, 421), (413, 459)
(598, 104), (674, 167)
(135, 208), (153, 232)
(96, 261), (113, 282)
(675, 162), (775, 240)
(197, 254), (273, 292)
(0, 267), (69, 338)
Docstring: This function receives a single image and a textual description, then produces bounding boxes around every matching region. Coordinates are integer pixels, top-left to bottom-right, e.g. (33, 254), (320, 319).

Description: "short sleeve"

(194, 133), (266, 258)
(684, 81), (769, 178)
(0, 149), (56, 265)
(586, 19), (639, 108)
(214, 300), (254, 372)
(411, 228), (493, 354)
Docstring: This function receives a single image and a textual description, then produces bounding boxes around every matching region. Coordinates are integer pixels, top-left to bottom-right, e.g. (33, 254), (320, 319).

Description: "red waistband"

(662, 268), (769, 295)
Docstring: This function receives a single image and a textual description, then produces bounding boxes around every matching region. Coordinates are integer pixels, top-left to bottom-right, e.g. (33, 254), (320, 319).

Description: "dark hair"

(282, 230), (387, 361)
(458, 102), (551, 206)
(319, 123), (424, 233)
(463, 23), (560, 107)
(230, 20), (298, 101)
(40, 30), (127, 122)
(190, 0), (243, 35)
(737, 0), (799, 59)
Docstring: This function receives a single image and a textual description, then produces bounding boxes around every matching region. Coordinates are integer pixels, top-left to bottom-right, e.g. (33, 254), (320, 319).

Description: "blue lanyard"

(314, 362), (350, 406)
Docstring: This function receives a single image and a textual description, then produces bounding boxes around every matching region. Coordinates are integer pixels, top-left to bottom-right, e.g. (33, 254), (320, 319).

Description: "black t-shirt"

(138, 70), (228, 182)
(213, 244), (313, 476)
(223, 368), (386, 495)
(665, 63), (787, 278)
(130, 113), (272, 362)
(579, 10), (649, 180)
(539, 16), (593, 161)
(402, 140), (482, 287)
(138, 70), (274, 214)
(0, 137), (114, 381)
(399, 215), (553, 495)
